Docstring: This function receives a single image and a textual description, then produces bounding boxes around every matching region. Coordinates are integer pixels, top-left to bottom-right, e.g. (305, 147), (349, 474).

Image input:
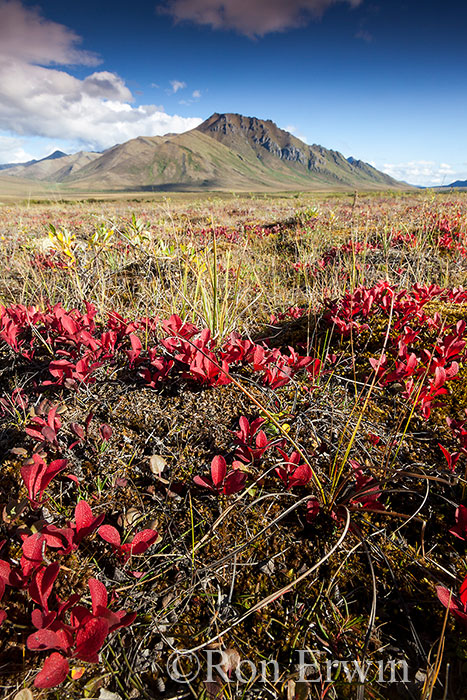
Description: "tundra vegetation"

(0, 190), (467, 699)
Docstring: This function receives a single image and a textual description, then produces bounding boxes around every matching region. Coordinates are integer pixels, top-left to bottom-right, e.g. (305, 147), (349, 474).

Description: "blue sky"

(0, 0), (466, 185)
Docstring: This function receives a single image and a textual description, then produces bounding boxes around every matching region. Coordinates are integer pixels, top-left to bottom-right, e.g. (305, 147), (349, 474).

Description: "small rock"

(98, 690), (123, 700)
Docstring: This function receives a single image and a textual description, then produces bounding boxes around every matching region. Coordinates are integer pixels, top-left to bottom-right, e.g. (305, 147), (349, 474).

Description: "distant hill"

(4, 151), (100, 181)
(442, 180), (467, 189)
(0, 150), (68, 172)
(0, 113), (409, 192)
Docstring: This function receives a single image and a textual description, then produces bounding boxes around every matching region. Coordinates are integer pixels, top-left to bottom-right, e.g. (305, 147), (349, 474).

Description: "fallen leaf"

(13, 690), (34, 700)
(71, 666), (86, 680)
(121, 507), (142, 528)
(149, 454), (167, 476)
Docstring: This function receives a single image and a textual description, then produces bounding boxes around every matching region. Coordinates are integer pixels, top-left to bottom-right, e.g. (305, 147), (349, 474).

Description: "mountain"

(0, 150), (68, 172)
(442, 180), (467, 188)
(3, 151), (99, 180)
(0, 113), (408, 192)
(195, 113), (401, 189)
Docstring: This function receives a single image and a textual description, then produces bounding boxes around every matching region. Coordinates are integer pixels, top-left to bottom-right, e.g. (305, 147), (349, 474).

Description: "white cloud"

(0, 134), (36, 163)
(169, 80), (187, 93)
(0, 0), (97, 65)
(82, 72), (133, 101)
(0, 2), (202, 152)
(380, 160), (464, 186)
(160, 0), (362, 37)
(179, 90), (202, 106)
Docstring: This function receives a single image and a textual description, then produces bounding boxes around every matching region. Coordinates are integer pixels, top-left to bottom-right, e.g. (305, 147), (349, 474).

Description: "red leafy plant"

(436, 574), (467, 630)
(0, 496), (138, 689)
(348, 460), (385, 511)
(438, 443), (461, 471)
(39, 500), (105, 555)
(306, 497), (320, 523)
(275, 448), (313, 489)
(194, 455), (246, 495)
(0, 387), (28, 417)
(0, 573), (6, 626)
(98, 525), (159, 563)
(27, 574), (136, 688)
(25, 403), (61, 447)
(99, 423), (113, 441)
(234, 416), (272, 465)
(449, 504), (467, 540)
(21, 455), (67, 508)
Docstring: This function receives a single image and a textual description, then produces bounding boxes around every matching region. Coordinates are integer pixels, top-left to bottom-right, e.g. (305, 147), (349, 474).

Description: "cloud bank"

(0, 134), (36, 164)
(381, 160), (462, 187)
(160, 0), (362, 36)
(0, 1), (201, 154)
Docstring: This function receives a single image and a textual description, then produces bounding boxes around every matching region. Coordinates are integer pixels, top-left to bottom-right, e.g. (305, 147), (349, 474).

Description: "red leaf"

(22, 456), (67, 505)
(75, 500), (94, 531)
(61, 314), (78, 336)
(237, 416), (250, 441)
(289, 464), (313, 488)
(69, 605), (92, 629)
(223, 470), (246, 495)
(41, 425), (57, 444)
(34, 652), (70, 689)
(98, 525), (121, 547)
(89, 578), (108, 614)
(27, 629), (67, 651)
(306, 498), (320, 523)
(256, 430), (269, 450)
(193, 475), (215, 491)
(100, 423), (113, 441)
(0, 560), (13, 586)
(439, 444), (460, 471)
(74, 617), (109, 662)
(436, 586), (458, 611)
(84, 411), (94, 432)
(450, 504), (467, 540)
(21, 455), (45, 503)
(21, 533), (45, 576)
(122, 529), (159, 556)
(128, 334), (142, 366)
(210, 456), (226, 488)
(25, 426), (45, 441)
(41, 459), (67, 493)
(108, 610), (137, 631)
(460, 575), (467, 610)
(433, 366), (446, 390)
(31, 608), (57, 629)
(29, 562), (60, 613)
(74, 501), (104, 542)
(70, 422), (85, 440)
(42, 525), (74, 553)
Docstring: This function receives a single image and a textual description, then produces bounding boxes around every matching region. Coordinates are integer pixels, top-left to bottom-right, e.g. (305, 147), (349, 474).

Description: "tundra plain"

(0, 191), (467, 699)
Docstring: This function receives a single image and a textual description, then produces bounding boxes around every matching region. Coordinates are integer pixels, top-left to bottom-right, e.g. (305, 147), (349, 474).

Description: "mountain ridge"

(0, 113), (409, 192)
(442, 180), (467, 189)
(0, 150), (68, 172)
